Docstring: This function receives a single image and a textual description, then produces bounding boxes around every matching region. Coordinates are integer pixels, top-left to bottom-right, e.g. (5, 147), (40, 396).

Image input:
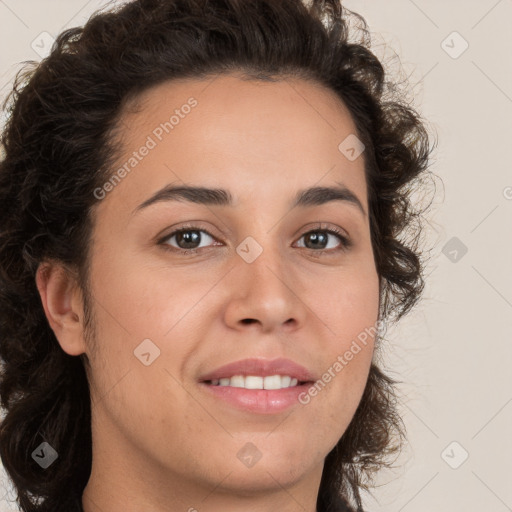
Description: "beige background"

(1, 0), (511, 510)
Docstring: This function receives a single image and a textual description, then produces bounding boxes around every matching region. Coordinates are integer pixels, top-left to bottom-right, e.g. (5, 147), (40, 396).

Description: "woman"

(0, 0), (436, 511)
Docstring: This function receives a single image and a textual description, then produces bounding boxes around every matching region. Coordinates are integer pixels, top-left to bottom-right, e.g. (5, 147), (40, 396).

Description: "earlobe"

(35, 261), (87, 356)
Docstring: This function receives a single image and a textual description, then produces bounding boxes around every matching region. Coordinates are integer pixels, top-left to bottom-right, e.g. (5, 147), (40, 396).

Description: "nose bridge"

(237, 230), (289, 296)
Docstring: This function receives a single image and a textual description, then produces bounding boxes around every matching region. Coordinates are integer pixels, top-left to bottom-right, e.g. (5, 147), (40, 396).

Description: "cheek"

(83, 252), (199, 427)
(300, 265), (379, 424)
(307, 262), (380, 344)
(83, 249), (221, 413)
(88, 246), (214, 340)
(331, 276), (379, 384)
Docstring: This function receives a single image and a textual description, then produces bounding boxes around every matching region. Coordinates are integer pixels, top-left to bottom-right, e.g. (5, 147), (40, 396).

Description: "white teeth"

(263, 375), (281, 390)
(230, 375), (245, 388)
(245, 376), (263, 389)
(208, 375), (302, 389)
(281, 375), (291, 388)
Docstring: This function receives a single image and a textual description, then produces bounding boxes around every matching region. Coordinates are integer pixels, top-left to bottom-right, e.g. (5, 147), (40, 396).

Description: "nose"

(223, 242), (307, 335)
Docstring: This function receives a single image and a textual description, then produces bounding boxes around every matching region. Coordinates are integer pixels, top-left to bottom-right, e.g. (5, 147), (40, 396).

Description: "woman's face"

(71, 74), (380, 507)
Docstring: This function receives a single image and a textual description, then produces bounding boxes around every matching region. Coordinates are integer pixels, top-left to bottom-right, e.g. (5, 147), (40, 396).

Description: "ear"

(35, 261), (88, 356)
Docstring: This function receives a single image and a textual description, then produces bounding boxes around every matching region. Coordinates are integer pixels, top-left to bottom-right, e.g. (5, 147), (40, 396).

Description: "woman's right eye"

(159, 227), (220, 254)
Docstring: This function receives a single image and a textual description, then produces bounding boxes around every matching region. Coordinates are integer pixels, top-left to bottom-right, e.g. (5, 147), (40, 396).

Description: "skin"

(36, 74), (380, 512)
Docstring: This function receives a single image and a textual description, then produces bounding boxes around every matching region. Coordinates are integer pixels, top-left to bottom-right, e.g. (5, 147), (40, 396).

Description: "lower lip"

(198, 382), (312, 414)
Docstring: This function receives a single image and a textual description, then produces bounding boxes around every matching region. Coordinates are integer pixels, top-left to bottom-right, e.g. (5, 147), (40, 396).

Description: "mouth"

(198, 358), (317, 414)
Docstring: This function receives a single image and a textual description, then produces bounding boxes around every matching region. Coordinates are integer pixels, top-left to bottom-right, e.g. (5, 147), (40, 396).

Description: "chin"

(211, 462), (311, 495)
(207, 440), (319, 487)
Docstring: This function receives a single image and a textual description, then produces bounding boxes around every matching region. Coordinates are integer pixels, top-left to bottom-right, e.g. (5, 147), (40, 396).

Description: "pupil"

(177, 230), (200, 249)
(307, 232), (327, 249)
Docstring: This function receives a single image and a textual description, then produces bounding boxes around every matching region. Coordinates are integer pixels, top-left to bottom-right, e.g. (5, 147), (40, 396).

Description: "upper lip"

(199, 357), (317, 383)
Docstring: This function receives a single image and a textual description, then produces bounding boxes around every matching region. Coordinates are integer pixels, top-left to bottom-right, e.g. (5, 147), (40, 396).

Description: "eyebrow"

(132, 181), (366, 218)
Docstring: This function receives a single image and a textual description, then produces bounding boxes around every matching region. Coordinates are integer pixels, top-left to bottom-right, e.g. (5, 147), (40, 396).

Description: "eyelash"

(158, 223), (352, 256)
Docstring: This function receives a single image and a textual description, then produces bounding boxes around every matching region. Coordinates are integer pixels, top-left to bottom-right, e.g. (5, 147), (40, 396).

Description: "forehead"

(122, 73), (360, 148)
(102, 73), (367, 214)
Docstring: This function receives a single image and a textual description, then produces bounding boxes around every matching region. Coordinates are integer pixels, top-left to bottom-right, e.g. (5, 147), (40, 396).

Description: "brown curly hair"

(0, 0), (437, 511)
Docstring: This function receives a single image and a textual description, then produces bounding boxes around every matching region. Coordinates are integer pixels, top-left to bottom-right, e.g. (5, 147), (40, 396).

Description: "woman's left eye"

(159, 225), (352, 255)
(295, 228), (352, 252)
